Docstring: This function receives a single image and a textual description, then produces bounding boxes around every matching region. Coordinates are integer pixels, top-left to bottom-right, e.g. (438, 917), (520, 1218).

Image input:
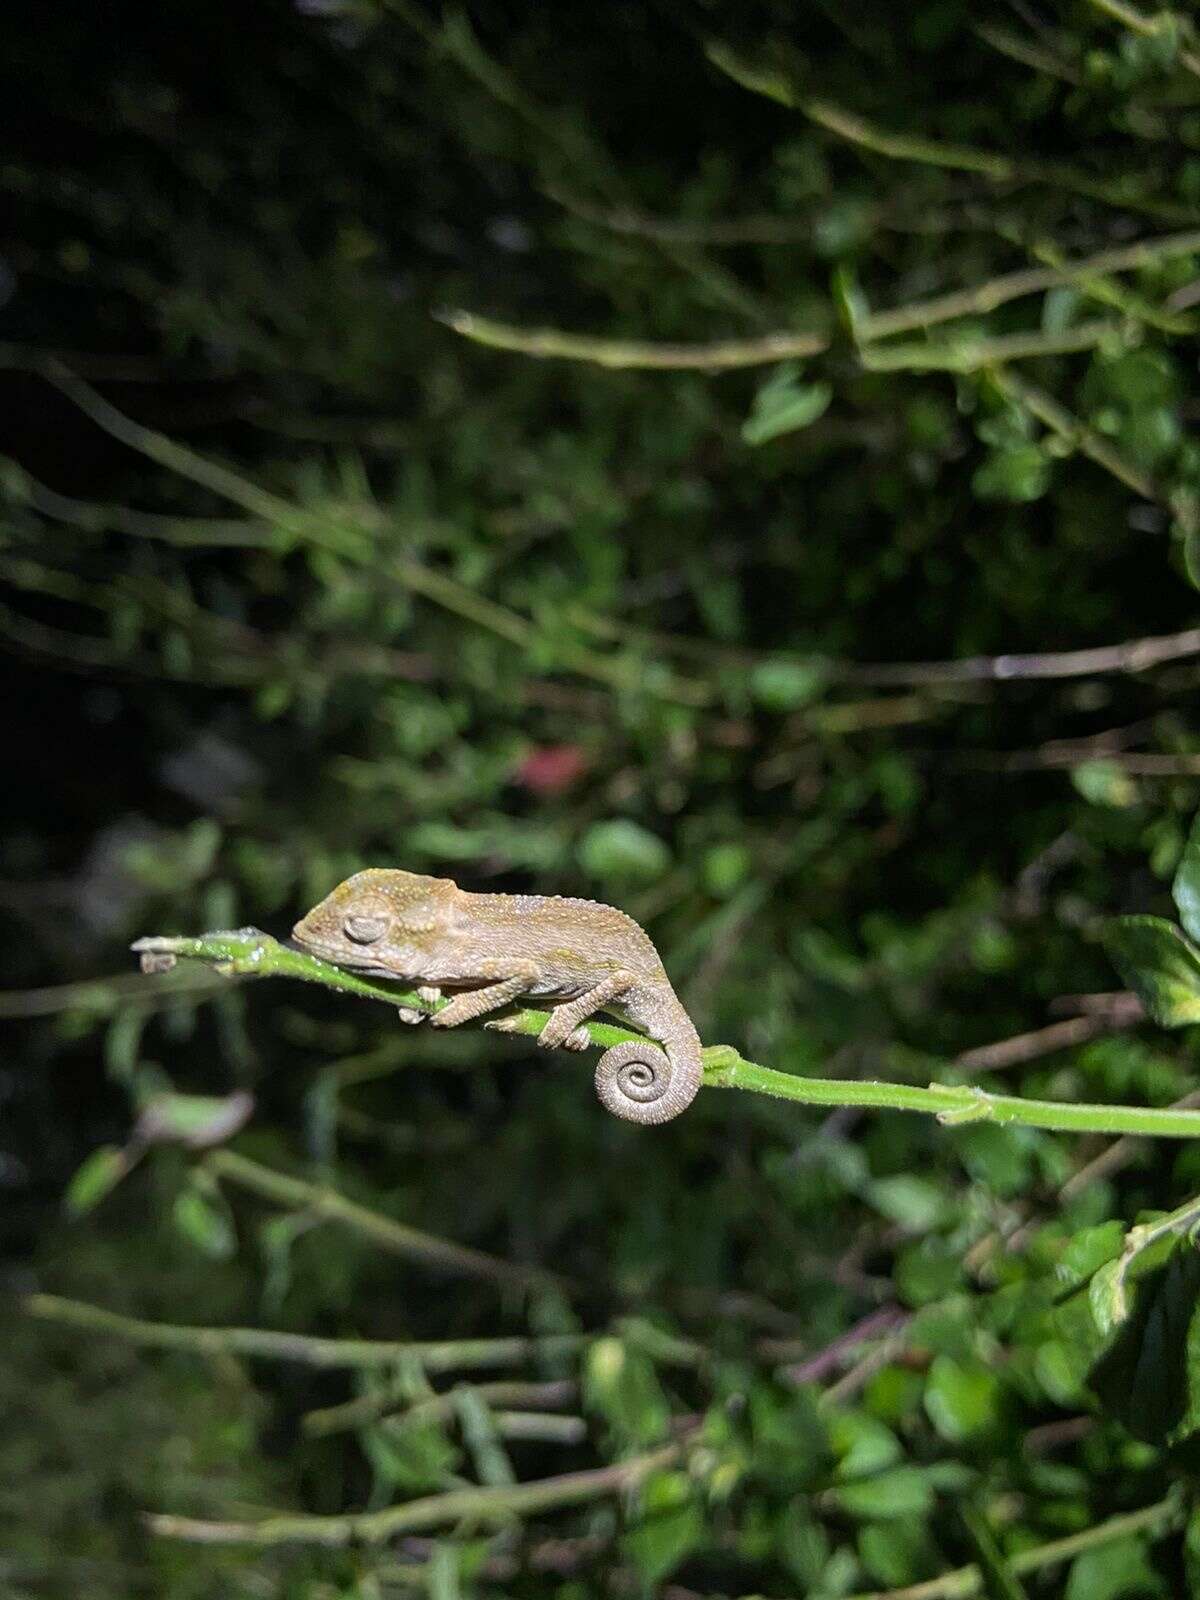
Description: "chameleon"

(291, 869), (703, 1125)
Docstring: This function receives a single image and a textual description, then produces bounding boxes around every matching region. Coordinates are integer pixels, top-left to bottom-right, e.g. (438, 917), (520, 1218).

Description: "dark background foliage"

(5, 1), (1200, 1594)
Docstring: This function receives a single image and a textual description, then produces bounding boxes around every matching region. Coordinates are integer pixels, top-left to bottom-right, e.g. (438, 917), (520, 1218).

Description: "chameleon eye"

(344, 913), (387, 945)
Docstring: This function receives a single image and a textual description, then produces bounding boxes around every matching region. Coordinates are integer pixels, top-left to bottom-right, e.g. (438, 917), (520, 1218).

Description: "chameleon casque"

(291, 869), (703, 1125)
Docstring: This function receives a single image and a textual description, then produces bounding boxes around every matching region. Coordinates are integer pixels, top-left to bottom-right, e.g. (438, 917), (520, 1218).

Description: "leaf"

(578, 821), (671, 886)
(1064, 1534), (1165, 1600)
(1057, 1222), (1127, 1291)
(1089, 1246), (1200, 1444)
(1071, 759), (1139, 809)
(1173, 812), (1200, 945)
(962, 1503), (1029, 1600)
(749, 657), (829, 711)
(1103, 916), (1200, 1027)
(622, 1471), (704, 1584)
(832, 1465), (934, 1521)
(972, 443), (1051, 503)
(923, 1357), (1002, 1442)
(172, 1179), (237, 1259)
(64, 1145), (128, 1216)
(134, 1089), (254, 1149)
(742, 374), (832, 446)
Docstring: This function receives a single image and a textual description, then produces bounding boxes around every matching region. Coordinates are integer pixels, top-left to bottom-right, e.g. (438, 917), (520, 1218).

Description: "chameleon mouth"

(288, 930), (394, 978)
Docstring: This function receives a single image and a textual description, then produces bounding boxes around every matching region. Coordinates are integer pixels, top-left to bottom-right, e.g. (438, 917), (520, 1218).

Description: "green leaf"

(1071, 759), (1139, 809)
(832, 1465), (934, 1521)
(742, 374), (832, 446)
(622, 1471), (704, 1584)
(749, 657), (829, 711)
(972, 444), (1051, 503)
(134, 1089), (254, 1149)
(63, 1145), (128, 1216)
(578, 820), (671, 886)
(1173, 812), (1200, 945)
(923, 1356), (1002, 1442)
(173, 1180), (237, 1259)
(1065, 1534), (1165, 1600)
(962, 1503), (1029, 1600)
(1058, 1222), (1127, 1291)
(583, 1337), (670, 1447)
(1103, 916), (1200, 1027)
(1090, 1246), (1200, 1444)
(866, 1174), (948, 1231)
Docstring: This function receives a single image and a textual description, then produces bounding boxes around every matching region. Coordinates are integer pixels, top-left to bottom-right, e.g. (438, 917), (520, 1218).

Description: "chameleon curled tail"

(594, 1026), (703, 1126)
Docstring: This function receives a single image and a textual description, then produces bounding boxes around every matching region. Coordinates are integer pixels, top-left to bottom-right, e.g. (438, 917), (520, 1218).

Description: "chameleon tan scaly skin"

(291, 869), (703, 1125)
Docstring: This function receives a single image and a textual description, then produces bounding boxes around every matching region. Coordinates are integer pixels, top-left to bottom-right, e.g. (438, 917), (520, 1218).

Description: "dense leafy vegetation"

(6, 1), (1200, 1594)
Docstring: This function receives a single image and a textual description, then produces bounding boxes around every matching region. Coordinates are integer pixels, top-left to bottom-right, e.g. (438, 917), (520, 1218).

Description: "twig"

(953, 997), (1144, 1074)
(860, 228), (1200, 340)
(1084, 0), (1200, 77)
(25, 1293), (585, 1370)
(303, 1379), (579, 1438)
(768, 1305), (910, 1383)
(843, 1492), (1181, 1600)
(991, 368), (1161, 501)
(435, 309), (829, 370)
(707, 46), (1200, 224)
(130, 929), (1200, 1142)
(145, 1443), (681, 1545)
(857, 319), (1121, 371)
(205, 1149), (561, 1291)
(839, 625), (1200, 684)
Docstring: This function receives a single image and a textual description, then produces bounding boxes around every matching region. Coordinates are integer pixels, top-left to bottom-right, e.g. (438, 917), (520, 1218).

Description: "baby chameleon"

(291, 869), (703, 1125)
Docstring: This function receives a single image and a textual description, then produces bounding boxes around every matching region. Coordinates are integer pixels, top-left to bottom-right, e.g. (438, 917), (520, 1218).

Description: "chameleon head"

(291, 869), (457, 978)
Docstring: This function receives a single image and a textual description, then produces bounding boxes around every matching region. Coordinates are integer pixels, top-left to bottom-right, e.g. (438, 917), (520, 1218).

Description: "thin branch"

(1084, 0), (1200, 77)
(25, 1293), (585, 1370)
(859, 227), (1200, 341)
(303, 1379), (579, 1438)
(991, 368), (1162, 501)
(145, 1443), (681, 1546)
(953, 995), (1144, 1074)
(857, 318), (1121, 371)
(706, 46), (1200, 224)
(838, 622), (1200, 686)
(843, 1492), (1182, 1600)
(132, 929), (1200, 1141)
(205, 1149), (562, 1292)
(435, 309), (829, 370)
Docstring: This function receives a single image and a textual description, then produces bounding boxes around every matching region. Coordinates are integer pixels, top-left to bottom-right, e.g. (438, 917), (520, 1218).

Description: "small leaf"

(923, 1357), (1002, 1442)
(134, 1089), (254, 1149)
(64, 1145), (128, 1216)
(1071, 759), (1139, 809)
(742, 374), (831, 446)
(578, 820), (671, 887)
(1065, 1534), (1165, 1600)
(1173, 812), (1200, 945)
(832, 1465), (934, 1521)
(1103, 916), (1200, 1027)
(749, 657), (829, 711)
(173, 1180), (237, 1259)
(1089, 1258), (1129, 1337)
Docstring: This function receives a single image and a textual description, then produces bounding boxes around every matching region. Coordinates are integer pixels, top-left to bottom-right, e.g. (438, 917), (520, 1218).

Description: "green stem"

(25, 1292), (585, 1371)
(858, 319), (1121, 372)
(435, 309), (829, 369)
(303, 1378), (578, 1438)
(845, 1491), (1182, 1600)
(991, 368), (1162, 502)
(205, 1148), (562, 1291)
(859, 228), (1200, 341)
(144, 1443), (681, 1545)
(133, 929), (1200, 1141)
